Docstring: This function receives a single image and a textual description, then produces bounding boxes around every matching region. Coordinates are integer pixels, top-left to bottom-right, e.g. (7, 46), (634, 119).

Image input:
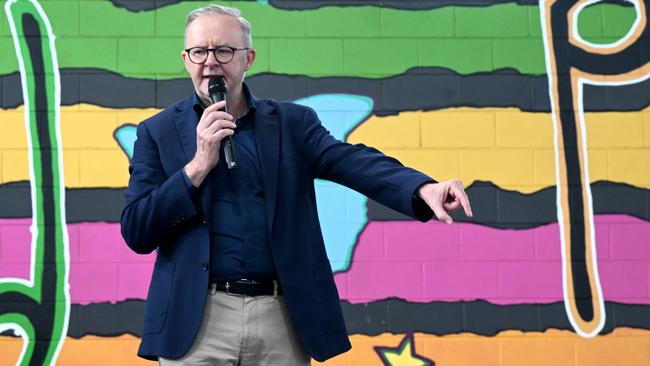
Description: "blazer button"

(201, 263), (208, 271)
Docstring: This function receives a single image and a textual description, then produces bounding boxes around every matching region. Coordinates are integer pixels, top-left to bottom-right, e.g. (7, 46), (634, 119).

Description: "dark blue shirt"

(182, 86), (276, 281)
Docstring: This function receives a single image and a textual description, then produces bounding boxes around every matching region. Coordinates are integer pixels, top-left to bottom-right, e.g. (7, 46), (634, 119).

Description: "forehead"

(185, 14), (244, 47)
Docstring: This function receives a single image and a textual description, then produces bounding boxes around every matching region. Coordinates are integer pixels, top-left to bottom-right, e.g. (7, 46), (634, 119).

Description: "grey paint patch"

(2, 68), (648, 113)
(269, 1), (537, 10)
(111, 0), (181, 12)
(367, 181), (650, 228)
(67, 301), (144, 338)
(1, 181), (648, 227)
(63, 299), (650, 337)
(0, 181), (125, 223)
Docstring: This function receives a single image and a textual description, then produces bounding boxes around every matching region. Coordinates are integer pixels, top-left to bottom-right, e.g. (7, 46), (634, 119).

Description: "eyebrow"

(188, 42), (236, 48)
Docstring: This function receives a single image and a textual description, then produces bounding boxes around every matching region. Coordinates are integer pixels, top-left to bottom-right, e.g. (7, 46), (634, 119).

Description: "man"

(120, 4), (472, 365)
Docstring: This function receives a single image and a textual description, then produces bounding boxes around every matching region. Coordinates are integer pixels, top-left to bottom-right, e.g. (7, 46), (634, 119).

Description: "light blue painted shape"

(114, 124), (137, 159)
(294, 94), (374, 272)
(113, 94), (374, 272)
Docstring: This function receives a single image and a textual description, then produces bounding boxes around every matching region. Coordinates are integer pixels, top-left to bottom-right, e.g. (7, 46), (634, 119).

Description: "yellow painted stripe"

(349, 107), (650, 193)
(0, 104), (159, 188)
(1, 105), (649, 191)
(1, 328), (648, 366)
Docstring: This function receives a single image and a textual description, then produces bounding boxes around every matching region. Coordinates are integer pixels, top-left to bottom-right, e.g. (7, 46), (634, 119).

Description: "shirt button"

(201, 263), (208, 271)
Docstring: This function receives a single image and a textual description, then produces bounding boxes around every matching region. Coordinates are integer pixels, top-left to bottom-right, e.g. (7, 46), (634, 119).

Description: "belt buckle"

(235, 279), (255, 297)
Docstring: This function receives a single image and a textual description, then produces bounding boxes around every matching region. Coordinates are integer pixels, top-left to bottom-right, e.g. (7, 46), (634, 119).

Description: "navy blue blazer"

(120, 92), (434, 362)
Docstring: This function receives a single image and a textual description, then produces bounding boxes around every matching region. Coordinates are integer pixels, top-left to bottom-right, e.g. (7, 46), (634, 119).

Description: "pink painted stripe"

(0, 215), (649, 305)
(0, 219), (155, 305)
(334, 215), (650, 305)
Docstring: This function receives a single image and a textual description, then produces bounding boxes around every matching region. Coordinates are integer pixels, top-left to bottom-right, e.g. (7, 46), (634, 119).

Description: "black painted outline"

(542, 0), (650, 337)
(6, 299), (644, 338)
(2, 68), (649, 113)
(1, 180), (649, 228)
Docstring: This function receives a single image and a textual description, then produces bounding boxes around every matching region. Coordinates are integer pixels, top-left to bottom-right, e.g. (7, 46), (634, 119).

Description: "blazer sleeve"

(299, 106), (435, 222)
(120, 121), (200, 254)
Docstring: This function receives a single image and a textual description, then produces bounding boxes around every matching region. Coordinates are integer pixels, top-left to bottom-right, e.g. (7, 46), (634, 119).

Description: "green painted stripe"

(0, 2), (637, 78)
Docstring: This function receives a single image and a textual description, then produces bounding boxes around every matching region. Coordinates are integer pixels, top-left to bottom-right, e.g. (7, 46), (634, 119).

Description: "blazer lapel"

(173, 96), (213, 223)
(174, 96), (197, 162)
(254, 100), (280, 235)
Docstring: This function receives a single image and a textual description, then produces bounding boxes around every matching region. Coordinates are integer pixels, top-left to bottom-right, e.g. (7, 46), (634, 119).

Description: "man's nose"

(205, 50), (220, 66)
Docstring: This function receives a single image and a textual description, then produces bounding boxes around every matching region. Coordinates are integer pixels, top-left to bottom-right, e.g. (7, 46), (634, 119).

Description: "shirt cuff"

(411, 180), (436, 222)
(412, 180), (436, 199)
(181, 167), (200, 197)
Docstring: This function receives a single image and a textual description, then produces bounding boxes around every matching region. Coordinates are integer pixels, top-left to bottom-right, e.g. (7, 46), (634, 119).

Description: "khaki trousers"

(159, 291), (311, 366)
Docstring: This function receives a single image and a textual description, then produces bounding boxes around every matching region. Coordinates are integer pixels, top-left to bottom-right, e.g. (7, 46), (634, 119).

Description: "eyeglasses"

(184, 46), (249, 64)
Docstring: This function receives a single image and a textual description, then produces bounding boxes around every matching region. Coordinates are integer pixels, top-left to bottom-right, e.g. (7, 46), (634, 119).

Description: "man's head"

(182, 5), (256, 105)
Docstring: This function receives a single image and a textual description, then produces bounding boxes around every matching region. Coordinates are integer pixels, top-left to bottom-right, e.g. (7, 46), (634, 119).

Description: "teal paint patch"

(114, 124), (137, 159)
(294, 94), (373, 272)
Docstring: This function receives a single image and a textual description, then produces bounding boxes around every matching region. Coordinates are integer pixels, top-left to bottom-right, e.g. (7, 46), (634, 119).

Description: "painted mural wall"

(1, 0), (649, 365)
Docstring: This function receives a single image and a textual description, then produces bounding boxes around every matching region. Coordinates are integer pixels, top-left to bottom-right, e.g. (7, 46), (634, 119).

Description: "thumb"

(429, 199), (453, 225)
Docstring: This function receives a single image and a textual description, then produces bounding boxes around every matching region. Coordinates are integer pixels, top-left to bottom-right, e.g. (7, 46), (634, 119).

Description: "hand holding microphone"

(209, 76), (237, 169)
(183, 77), (237, 187)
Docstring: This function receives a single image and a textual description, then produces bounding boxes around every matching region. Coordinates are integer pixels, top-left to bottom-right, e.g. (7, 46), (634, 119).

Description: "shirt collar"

(191, 92), (205, 116)
(242, 82), (256, 112)
(191, 82), (256, 117)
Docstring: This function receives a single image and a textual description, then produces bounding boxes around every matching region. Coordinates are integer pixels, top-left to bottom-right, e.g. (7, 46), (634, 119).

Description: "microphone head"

(208, 76), (227, 95)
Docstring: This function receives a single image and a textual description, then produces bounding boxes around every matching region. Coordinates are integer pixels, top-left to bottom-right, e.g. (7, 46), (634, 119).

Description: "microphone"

(208, 76), (237, 169)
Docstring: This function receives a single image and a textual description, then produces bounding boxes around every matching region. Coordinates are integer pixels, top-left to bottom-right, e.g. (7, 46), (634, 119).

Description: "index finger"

(198, 103), (233, 129)
(205, 100), (226, 112)
(199, 101), (227, 121)
(451, 184), (473, 217)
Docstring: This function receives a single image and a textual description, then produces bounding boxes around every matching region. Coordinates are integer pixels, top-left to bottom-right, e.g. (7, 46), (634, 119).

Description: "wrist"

(416, 181), (435, 199)
(184, 159), (209, 187)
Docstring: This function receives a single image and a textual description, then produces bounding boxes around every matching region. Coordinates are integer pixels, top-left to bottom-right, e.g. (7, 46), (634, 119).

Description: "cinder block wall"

(0, 1), (649, 365)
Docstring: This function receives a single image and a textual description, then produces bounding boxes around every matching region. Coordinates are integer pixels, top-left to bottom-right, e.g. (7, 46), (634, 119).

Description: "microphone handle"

(223, 137), (237, 169)
(211, 91), (237, 169)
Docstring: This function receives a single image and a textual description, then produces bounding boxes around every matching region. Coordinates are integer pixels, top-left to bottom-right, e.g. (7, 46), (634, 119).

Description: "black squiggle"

(0, 13), (60, 366)
(1, 180), (648, 228)
(2, 68), (649, 113)
(109, 0), (632, 12)
(52, 299), (650, 338)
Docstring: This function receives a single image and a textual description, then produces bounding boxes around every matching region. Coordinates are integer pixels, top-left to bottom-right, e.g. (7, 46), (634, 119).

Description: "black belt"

(209, 279), (283, 296)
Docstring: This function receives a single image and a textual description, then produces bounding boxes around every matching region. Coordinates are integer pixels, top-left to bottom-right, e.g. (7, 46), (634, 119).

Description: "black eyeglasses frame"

(184, 46), (250, 64)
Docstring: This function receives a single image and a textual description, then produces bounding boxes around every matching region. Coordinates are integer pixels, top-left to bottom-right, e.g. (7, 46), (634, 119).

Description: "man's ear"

(181, 50), (192, 74)
(244, 48), (256, 71)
